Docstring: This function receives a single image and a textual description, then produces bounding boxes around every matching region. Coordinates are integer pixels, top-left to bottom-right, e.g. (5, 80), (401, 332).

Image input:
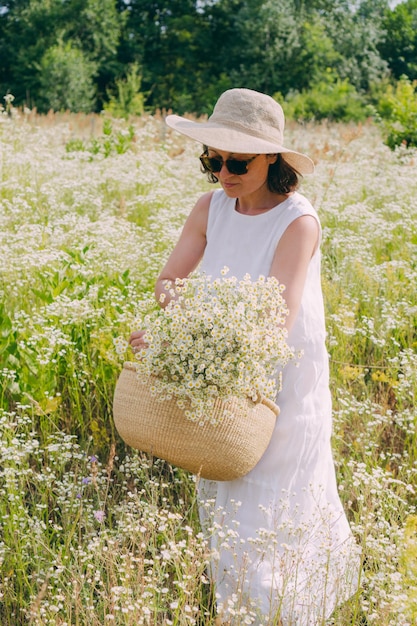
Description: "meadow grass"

(0, 106), (416, 625)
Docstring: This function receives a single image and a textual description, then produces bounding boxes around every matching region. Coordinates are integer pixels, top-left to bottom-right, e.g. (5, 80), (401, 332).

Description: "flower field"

(0, 106), (416, 625)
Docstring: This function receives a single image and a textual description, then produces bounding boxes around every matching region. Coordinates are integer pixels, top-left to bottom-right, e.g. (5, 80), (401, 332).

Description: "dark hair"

(200, 147), (301, 193)
(267, 154), (301, 194)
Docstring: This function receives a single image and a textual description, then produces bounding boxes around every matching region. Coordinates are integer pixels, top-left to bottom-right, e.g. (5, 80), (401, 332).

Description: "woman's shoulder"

(284, 192), (321, 246)
(187, 190), (225, 235)
(196, 190), (215, 205)
(283, 191), (319, 223)
(189, 190), (215, 220)
(194, 188), (233, 215)
(287, 191), (316, 214)
(191, 189), (219, 215)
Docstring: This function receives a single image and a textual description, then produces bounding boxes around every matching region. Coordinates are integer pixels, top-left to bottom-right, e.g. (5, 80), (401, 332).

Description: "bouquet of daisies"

(128, 269), (294, 425)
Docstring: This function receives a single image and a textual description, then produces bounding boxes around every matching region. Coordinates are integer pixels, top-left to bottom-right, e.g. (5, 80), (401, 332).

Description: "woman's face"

(206, 148), (277, 198)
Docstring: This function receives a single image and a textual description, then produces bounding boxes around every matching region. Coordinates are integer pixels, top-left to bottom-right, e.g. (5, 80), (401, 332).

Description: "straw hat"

(165, 88), (314, 175)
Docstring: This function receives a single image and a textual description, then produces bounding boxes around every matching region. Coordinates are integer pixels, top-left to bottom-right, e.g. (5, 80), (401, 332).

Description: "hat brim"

(165, 114), (314, 175)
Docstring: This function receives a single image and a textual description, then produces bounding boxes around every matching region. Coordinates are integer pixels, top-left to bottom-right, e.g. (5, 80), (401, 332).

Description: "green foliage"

(372, 75), (417, 149)
(295, 17), (342, 88)
(38, 40), (97, 113)
(379, 0), (417, 81)
(321, 0), (389, 91)
(65, 119), (136, 158)
(401, 515), (417, 622)
(0, 0), (395, 116)
(103, 63), (145, 118)
(0, 0), (64, 105)
(0, 253), (131, 443)
(0, 0), (121, 111)
(118, 0), (207, 114)
(282, 75), (368, 122)
(64, 0), (122, 64)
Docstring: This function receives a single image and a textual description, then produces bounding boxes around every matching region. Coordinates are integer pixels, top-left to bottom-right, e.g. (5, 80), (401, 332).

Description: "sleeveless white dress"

(198, 189), (361, 625)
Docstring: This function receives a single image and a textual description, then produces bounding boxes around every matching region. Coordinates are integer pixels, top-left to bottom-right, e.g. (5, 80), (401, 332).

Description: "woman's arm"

(269, 214), (319, 333)
(129, 191), (212, 352)
(155, 191), (212, 305)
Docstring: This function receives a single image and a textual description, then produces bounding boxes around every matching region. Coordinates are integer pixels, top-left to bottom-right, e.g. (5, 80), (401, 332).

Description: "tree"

(203, 0), (387, 98)
(304, 0), (389, 91)
(116, 0), (206, 112)
(379, 0), (417, 80)
(0, 0), (122, 110)
(0, 0), (405, 115)
(230, 0), (303, 94)
(62, 0), (122, 104)
(38, 40), (97, 112)
(0, 0), (64, 105)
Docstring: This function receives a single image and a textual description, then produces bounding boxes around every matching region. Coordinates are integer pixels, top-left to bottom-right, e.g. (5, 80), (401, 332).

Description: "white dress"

(198, 189), (361, 625)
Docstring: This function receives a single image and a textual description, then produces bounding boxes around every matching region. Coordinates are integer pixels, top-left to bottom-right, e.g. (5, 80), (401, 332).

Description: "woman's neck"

(235, 191), (292, 215)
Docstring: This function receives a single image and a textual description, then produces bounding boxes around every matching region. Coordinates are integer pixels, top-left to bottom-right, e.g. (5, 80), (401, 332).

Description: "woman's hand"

(129, 329), (148, 353)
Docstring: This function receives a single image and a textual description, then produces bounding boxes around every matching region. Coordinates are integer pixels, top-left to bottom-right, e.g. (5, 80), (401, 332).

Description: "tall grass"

(0, 107), (416, 625)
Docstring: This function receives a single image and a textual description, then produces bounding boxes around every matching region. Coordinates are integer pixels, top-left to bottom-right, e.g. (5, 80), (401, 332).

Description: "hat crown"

(209, 88), (285, 146)
(164, 87), (314, 174)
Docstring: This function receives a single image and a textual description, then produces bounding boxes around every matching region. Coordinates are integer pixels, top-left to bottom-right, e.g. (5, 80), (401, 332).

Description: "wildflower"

(132, 270), (293, 424)
(94, 510), (105, 523)
(4, 93), (15, 105)
(113, 336), (129, 356)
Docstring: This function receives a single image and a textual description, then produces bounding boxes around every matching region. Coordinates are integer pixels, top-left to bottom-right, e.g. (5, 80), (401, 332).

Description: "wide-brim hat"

(165, 88), (314, 175)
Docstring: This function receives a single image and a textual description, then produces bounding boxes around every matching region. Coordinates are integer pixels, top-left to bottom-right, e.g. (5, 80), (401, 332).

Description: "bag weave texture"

(113, 362), (279, 481)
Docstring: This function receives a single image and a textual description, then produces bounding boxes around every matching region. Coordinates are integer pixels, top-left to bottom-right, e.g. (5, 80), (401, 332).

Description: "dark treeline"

(0, 0), (417, 116)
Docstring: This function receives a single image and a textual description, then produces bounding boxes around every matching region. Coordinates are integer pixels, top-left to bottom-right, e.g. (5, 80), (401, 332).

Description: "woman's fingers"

(129, 329), (148, 351)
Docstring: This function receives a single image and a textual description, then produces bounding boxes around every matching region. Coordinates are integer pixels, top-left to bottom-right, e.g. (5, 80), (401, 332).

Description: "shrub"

(281, 77), (368, 123)
(371, 75), (417, 149)
(104, 63), (145, 119)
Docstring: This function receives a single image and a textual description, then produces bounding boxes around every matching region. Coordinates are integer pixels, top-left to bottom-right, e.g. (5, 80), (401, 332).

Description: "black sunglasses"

(199, 153), (259, 176)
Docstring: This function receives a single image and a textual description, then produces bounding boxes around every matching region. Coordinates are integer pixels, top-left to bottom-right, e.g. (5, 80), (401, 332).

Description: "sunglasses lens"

(227, 160), (248, 175)
(200, 156), (222, 173)
(199, 154), (255, 175)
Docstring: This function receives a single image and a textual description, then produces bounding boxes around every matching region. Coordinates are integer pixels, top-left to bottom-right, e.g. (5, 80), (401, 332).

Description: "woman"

(130, 88), (360, 625)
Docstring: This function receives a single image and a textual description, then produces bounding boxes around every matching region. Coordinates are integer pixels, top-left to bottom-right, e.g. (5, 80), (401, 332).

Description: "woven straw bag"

(113, 362), (279, 481)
